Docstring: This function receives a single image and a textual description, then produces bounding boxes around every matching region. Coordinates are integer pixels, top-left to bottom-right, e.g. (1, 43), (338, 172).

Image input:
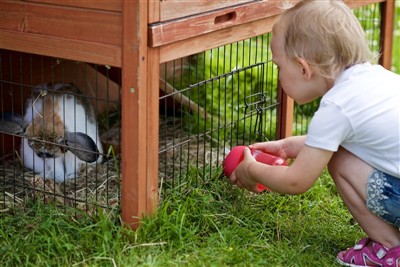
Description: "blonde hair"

(274, 0), (372, 80)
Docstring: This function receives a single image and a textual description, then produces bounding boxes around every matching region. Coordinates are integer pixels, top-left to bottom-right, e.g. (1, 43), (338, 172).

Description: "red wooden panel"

(149, 1), (299, 47)
(346, 0), (385, 8)
(26, 0), (122, 12)
(379, 0), (395, 69)
(160, 0), (254, 21)
(158, 15), (278, 63)
(0, 1), (122, 46)
(1, 30), (121, 66)
(150, 0), (386, 48)
(121, 0), (158, 228)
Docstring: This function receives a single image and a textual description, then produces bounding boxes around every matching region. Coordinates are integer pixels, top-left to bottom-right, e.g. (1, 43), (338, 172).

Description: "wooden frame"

(0, 0), (395, 228)
(379, 0), (395, 69)
(0, 0), (122, 67)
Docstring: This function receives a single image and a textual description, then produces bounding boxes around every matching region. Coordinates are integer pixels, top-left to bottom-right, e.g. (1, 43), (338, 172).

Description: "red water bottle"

(223, 145), (287, 192)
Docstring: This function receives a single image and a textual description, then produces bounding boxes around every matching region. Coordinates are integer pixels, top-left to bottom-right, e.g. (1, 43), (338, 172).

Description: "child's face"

(271, 28), (328, 104)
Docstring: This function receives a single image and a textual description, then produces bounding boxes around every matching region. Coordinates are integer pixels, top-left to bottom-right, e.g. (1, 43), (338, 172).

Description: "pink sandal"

(337, 238), (400, 267)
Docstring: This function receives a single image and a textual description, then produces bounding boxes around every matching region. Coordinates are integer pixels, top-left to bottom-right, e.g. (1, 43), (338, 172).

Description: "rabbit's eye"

(36, 152), (54, 158)
(59, 145), (68, 153)
(28, 139), (39, 149)
(28, 138), (62, 158)
(55, 138), (68, 153)
(28, 138), (44, 150)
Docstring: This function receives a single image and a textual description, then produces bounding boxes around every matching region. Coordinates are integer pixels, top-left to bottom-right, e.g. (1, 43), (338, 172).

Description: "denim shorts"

(366, 169), (400, 228)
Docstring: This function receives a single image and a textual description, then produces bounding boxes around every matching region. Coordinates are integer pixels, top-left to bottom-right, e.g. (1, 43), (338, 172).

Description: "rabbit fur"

(13, 83), (103, 181)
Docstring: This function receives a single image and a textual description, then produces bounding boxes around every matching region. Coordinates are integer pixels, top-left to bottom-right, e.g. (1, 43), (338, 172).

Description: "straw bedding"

(0, 116), (226, 213)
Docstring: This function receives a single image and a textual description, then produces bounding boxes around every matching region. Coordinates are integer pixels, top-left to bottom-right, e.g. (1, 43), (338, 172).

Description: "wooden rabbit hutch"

(0, 0), (395, 228)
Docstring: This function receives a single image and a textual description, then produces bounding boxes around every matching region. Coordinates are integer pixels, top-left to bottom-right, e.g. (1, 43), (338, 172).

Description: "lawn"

(1, 169), (363, 266)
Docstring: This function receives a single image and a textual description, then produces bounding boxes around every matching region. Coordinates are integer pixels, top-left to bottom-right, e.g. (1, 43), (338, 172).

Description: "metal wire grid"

(0, 51), (121, 213)
(293, 3), (382, 136)
(158, 33), (279, 186)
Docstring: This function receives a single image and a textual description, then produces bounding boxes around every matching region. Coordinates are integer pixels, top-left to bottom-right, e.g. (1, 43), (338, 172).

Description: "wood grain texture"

(158, 15), (278, 63)
(149, 1), (300, 47)
(1, 1), (121, 46)
(159, 0), (254, 21)
(146, 47), (160, 216)
(0, 30), (121, 66)
(26, 0), (122, 12)
(276, 86), (294, 139)
(121, 0), (154, 228)
(149, 0), (160, 24)
(379, 0), (395, 69)
(149, 0), (384, 48)
(0, 0), (122, 65)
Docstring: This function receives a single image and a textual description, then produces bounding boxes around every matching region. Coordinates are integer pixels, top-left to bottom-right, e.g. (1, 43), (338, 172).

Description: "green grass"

(1, 169), (364, 266)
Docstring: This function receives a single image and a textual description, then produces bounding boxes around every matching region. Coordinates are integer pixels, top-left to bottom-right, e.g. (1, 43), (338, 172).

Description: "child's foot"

(336, 237), (400, 266)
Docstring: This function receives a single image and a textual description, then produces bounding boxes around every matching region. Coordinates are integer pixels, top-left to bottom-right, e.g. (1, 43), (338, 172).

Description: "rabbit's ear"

(0, 112), (26, 134)
(63, 132), (100, 163)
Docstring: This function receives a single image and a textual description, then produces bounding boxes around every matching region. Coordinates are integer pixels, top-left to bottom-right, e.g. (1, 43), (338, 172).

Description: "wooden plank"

(26, 0), (122, 12)
(276, 86), (294, 139)
(146, 47), (160, 215)
(379, 0), (395, 69)
(0, 30), (121, 66)
(149, 1), (300, 48)
(149, 0), (383, 48)
(121, 0), (152, 228)
(148, 0), (160, 24)
(159, 15), (278, 63)
(345, 0), (385, 9)
(0, 0), (121, 46)
(160, 0), (254, 21)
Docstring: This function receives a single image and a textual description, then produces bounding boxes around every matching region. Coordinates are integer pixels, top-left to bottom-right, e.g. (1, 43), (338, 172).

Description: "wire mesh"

(159, 33), (279, 187)
(292, 3), (383, 136)
(0, 50), (121, 213)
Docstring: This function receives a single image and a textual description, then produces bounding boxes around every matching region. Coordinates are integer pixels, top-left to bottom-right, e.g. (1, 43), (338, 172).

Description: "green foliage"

(164, 35), (279, 144)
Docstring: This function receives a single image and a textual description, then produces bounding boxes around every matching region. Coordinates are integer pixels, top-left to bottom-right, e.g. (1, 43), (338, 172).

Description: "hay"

(0, 153), (120, 214)
(1, 115), (228, 213)
(158, 116), (227, 180)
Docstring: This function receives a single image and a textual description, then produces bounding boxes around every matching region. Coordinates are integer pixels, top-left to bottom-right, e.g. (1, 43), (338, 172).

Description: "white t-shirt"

(305, 63), (400, 178)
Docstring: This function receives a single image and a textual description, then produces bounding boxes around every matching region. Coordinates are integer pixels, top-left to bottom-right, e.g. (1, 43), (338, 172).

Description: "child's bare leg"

(328, 147), (400, 248)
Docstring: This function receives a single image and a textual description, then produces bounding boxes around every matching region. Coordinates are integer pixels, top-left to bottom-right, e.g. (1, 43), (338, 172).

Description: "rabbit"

(0, 83), (103, 182)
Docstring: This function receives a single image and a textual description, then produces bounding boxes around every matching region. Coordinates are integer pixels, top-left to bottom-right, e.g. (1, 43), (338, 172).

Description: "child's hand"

(250, 135), (307, 160)
(249, 140), (288, 160)
(229, 147), (259, 192)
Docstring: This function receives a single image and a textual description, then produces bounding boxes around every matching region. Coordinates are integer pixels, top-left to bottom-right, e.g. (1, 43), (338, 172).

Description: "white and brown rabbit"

(0, 83), (103, 182)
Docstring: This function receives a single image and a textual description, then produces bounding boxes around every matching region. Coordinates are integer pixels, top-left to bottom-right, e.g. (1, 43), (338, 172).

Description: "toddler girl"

(229, 1), (400, 266)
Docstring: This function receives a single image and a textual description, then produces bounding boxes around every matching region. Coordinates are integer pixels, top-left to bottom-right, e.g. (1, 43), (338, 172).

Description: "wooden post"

(146, 48), (160, 216)
(147, 2), (161, 217)
(379, 0), (395, 69)
(121, 0), (159, 228)
(276, 84), (294, 139)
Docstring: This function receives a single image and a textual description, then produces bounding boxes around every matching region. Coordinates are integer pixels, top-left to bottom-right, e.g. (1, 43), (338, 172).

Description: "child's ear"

(297, 58), (313, 80)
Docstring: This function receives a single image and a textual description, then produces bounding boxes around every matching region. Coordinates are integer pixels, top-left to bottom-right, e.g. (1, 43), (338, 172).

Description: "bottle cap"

(223, 146), (246, 177)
